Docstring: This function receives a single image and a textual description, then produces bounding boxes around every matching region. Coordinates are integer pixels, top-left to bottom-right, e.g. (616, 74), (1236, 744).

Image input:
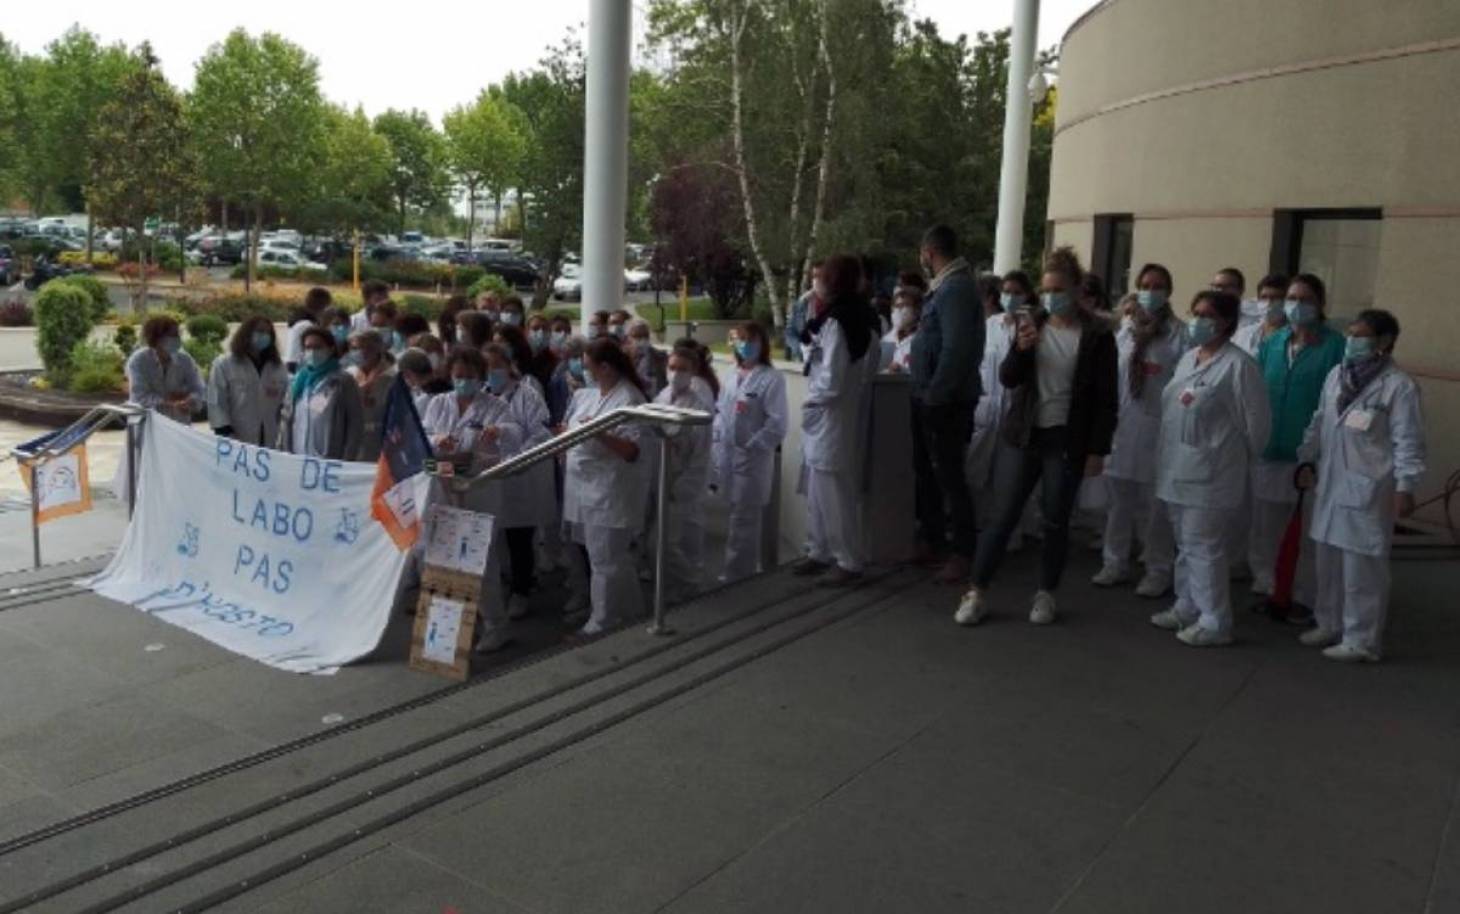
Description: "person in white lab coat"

(345, 329), (397, 462)
(396, 348), (450, 416)
(651, 343), (717, 602)
(1295, 309), (1425, 662)
(1226, 272), (1288, 578)
(1093, 263), (1190, 597)
(880, 287), (921, 373)
(420, 346), (527, 652)
(126, 314), (206, 424)
(484, 342), (555, 621)
(1232, 273), (1288, 357)
(276, 327), (364, 460)
(208, 317), (289, 446)
(793, 254), (878, 586)
(282, 287), (333, 373)
(561, 338), (653, 635)
(350, 279), (390, 333)
(1149, 290), (1271, 646)
(714, 321), (789, 583)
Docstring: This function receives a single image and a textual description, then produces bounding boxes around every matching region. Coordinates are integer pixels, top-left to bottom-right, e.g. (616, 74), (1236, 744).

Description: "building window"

(1091, 214), (1134, 298)
(1270, 209), (1382, 320)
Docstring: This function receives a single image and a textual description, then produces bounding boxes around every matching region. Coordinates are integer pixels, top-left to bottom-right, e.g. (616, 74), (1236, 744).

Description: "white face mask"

(812, 280), (829, 301)
(893, 307), (914, 331)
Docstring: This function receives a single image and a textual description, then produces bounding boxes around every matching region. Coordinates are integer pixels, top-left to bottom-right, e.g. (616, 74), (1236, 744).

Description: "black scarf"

(804, 294), (875, 363)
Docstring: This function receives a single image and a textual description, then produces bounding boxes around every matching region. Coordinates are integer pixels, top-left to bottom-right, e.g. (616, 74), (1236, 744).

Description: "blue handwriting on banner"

(137, 579), (295, 637)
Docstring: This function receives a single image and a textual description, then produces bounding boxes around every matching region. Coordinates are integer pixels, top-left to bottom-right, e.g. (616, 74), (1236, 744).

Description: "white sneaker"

(1323, 643), (1380, 663)
(1176, 624), (1232, 647)
(1251, 577), (1273, 597)
(954, 589), (986, 626)
(1134, 573), (1171, 598)
(507, 593), (531, 620)
(1298, 627), (1341, 648)
(1029, 590), (1056, 625)
(1149, 609), (1185, 631)
(1091, 565), (1130, 587)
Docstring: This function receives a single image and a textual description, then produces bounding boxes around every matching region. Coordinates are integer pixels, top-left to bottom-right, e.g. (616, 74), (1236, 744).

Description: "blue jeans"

(971, 426), (1085, 592)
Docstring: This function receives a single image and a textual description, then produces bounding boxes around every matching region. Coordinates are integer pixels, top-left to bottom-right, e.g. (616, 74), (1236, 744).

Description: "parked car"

(553, 263), (583, 301)
(624, 266), (652, 291)
(195, 236), (245, 266)
(475, 251), (540, 290)
(369, 245), (422, 263)
(257, 249), (327, 273)
(0, 245), (18, 286)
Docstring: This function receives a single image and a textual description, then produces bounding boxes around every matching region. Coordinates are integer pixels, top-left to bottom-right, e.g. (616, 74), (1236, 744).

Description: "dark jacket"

(998, 311), (1119, 461)
(910, 261), (985, 406)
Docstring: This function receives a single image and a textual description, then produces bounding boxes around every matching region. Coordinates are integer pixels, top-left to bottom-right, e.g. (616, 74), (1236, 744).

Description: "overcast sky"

(6, 0), (1091, 123)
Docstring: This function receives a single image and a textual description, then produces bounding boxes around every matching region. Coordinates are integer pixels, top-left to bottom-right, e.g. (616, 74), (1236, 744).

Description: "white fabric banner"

(88, 414), (414, 675)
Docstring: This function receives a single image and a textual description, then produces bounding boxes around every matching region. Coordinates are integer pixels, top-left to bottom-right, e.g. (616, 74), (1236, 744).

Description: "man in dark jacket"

(908, 225), (985, 582)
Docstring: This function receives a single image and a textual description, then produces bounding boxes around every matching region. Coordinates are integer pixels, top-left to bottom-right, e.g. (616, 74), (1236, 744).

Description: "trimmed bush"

(58, 251), (119, 269)
(397, 293), (444, 321)
(185, 313), (229, 344)
(67, 340), (125, 393)
(466, 273), (511, 301)
(0, 299), (32, 327)
(33, 282), (95, 383)
(113, 317), (138, 355)
(183, 337), (222, 372)
(56, 274), (111, 323)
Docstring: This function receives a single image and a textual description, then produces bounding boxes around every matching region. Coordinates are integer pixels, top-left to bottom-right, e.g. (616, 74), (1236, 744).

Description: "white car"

(624, 267), (652, 291)
(553, 263), (583, 301)
(257, 249), (327, 273)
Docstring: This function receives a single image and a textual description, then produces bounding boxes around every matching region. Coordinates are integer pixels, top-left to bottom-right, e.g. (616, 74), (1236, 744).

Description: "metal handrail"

(447, 402), (713, 636)
(9, 403), (146, 569)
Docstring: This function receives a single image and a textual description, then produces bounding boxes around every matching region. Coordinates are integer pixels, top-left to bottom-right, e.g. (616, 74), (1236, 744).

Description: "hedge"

(185, 313), (229, 344)
(56, 274), (112, 323)
(58, 251), (119, 269)
(68, 340), (125, 393)
(34, 283), (95, 383)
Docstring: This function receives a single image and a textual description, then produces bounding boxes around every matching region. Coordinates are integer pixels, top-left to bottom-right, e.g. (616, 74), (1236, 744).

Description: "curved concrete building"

(1048, 0), (1460, 499)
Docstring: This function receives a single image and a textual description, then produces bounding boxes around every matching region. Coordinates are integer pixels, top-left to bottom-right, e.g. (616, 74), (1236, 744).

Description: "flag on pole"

(16, 426), (94, 524)
(370, 376), (433, 549)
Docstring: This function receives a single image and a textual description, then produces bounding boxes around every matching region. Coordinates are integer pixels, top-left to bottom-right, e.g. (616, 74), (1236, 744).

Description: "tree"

(444, 92), (527, 248)
(374, 108), (448, 235)
(497, 39), (586, 308)
(190, 29), (325, 290)
(0, 35), (23, 205)
(650, 161), (755, 317)
(87, 43), (196, 310)
(292, 105), (393, 240)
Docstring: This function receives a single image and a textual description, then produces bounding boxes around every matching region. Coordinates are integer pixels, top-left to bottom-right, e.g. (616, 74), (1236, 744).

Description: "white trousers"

(568, 523), (641, 633)
(805, 467), (862, 573)
(722, 497), (764, 583)
(1167, 502), (1234, 636)
(1313, 541), (1390, 654)
(1102, 478), (1175, 578)
(1249, 496), (1316, 603)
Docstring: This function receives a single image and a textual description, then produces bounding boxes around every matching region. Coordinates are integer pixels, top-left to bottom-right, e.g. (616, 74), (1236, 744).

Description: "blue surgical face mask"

(1284, 299), (1318, 327)
(251, 331), (273, 353)
(453, 377), (482, 398)
(1137, 289), (1169, 313)
(1189, 316), (1219, 347)
(331, 325), (349, 344)
(734, 339), (760, 363)
(1344, 335), (1377, 363)
(375, 329), (397, 350)
(1000, 292), (1022, 313)
(568, 357), (584, 379)
(501, 311), (522, 327)
(1263, 297), (1287, 323)
(1041, 291), (1073, 316)
(486, 368), (511, 393)
(162, 335), (182, 355)
(303, 348), (331, 368)
(551, 330), (568, 350)
(342, 351), (362, 369)
(529, 329), (547, 352)
(609, 323), (626, 339)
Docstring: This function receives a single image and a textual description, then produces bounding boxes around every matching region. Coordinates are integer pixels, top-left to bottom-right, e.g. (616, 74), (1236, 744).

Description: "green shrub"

(397, 293), (443, 321)
(185, 313), (229, 344)
(228, 264), (313, 282)
(171, 294), (294, 323)
(57, 274), (111, 323)
(466, 273), (511, 301)
(121, 239), (183, 271)
(33, 282), (95, 384)
(0, 299), (33, 327)
(67, 340), (125, 393)
(113, 317), (138, 354)
(183, 337), (222, 372)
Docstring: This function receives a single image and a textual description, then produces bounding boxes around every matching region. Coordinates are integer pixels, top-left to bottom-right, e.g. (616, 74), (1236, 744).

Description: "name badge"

(308, 392), (331, 417)
(1179, 388), (1196, 407)
(1344, 409), (1374, 431)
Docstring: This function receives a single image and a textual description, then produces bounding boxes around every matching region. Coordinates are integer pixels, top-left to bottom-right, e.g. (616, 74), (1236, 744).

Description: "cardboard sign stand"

(407, 504), (496, 681)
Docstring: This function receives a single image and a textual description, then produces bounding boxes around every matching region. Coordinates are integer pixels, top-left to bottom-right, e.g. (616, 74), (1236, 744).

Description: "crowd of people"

(123, 224), (1427, 663)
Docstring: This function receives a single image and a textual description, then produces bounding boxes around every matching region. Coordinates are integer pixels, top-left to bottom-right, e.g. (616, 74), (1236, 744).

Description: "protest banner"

(88, 413), (424, 675)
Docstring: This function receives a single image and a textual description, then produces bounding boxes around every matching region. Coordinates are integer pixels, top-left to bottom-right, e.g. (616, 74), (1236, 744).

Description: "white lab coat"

(278, 370), (365, 461)
(420, 390), (526, 517)
(1106, 317), (1190, 484)
(801, 317), (869, 474)
(1299, 363), (1426, 558)
(562, 381), (651, 532)
(968, 314), (1016, 487)
(496, 379), (557, 529)
(125, 347), (205, 423)
(1156, 342), (1271, 510)
(654, 377), (716, 598)
(879, 329), (915, 374)
(207, 353), (289, 446)
(283, 320), (314, 369)
(349, 363), (397, 462)
(1234, 319), (1282, 358)
(713, 364), (788, 508)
